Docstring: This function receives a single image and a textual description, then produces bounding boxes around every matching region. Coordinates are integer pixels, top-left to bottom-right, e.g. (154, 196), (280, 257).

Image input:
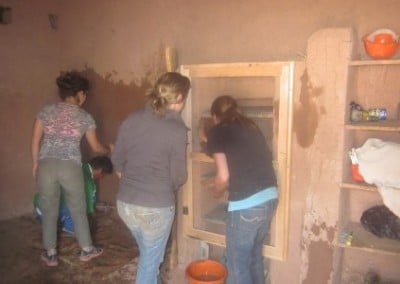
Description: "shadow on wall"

(72, 67), (151, 161)
(65, 44), (186, 160)
(293, 69), (324, 148)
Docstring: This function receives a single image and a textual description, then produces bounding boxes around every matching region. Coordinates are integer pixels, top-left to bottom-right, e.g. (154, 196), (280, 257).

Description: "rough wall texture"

(0, 0), (60, 219)
(1, 0), (400, 283)
(299, 28), (352, 283)
(270, 28), (352, 283)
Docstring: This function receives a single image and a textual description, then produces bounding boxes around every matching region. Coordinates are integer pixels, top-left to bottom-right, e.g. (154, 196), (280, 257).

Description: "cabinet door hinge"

(182, 206), (189, 215)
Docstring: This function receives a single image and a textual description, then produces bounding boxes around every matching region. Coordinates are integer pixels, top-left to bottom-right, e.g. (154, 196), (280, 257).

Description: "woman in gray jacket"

(112, 72), (190, 284)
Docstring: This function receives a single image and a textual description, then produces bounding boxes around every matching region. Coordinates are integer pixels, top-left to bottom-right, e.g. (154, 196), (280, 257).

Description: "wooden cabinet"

(336, 59), (400, 282)
(179, 62), (300, 260)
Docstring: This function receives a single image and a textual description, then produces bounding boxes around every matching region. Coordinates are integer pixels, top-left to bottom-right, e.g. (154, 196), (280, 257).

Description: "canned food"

(368, 108), (387, 120)
(350, 109), (363, 122)
(350, 101), (363, 122)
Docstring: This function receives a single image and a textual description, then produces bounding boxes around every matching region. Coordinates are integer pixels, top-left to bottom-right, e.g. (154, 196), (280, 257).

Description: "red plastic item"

(186, 259), (227, 284)
(363, 29), (400, 59)
(351, 164), (364, 182)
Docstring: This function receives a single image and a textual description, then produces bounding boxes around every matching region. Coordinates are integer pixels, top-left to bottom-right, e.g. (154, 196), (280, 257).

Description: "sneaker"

(41, 251), (58, 267)
(79, 246), (103, 262)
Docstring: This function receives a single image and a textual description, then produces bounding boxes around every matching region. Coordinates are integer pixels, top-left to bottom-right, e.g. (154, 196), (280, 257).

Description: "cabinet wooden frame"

(179, 62), (295, 260)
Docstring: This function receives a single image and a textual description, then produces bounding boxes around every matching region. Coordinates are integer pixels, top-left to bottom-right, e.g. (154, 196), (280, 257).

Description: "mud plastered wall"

(1, 1), (400, 283)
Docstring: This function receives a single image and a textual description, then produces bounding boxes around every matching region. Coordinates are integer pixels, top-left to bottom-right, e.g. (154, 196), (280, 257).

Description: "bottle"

(361, 110), (370, 121)
(368, 108), (387, 120)
(345, 232), (353, 246)
(350, 101), (363, 122)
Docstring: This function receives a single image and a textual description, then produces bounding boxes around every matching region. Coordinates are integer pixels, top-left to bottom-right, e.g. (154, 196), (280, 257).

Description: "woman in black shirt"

(205, 95), (278, 284)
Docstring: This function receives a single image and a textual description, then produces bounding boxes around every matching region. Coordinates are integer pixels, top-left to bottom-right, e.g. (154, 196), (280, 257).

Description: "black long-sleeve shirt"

(112, 104), (188, 207)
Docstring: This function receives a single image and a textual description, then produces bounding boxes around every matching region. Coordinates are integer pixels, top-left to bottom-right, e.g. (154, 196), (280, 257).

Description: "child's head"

(88, 156), (113, 180)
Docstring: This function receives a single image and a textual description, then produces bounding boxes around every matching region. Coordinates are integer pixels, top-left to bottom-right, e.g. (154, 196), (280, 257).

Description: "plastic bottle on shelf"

(367, 108), (387, 121)
(350, 101), (388, 121)
(350, 101), (363, 122)
(345, 232), (353, 246)
(339, 230), (353, 246)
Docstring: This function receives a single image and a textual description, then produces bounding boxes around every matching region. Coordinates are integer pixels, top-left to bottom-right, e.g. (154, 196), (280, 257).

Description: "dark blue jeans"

(226, 198), (278, 284)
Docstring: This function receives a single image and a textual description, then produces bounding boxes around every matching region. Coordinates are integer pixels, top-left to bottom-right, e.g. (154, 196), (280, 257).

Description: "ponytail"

(211, 95), (259, 131)
(147, 72), (190, 117)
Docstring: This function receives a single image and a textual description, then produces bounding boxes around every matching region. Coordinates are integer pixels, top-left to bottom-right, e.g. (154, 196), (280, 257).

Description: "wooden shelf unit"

(336, 57), (400, 280)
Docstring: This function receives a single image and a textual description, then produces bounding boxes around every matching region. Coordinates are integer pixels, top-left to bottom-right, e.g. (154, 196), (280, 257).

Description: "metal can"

(350, 109), (363, 122)
(350, 101), (363, 122)
(368, 108), (387, 120)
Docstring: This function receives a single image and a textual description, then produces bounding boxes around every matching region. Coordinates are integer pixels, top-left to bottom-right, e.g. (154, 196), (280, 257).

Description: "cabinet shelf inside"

(345, 120), (400, 131)
(337, 222), (400, 256)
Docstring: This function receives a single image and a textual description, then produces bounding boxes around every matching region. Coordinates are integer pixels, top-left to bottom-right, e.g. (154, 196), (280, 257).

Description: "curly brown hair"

(56, 71), (90, 100)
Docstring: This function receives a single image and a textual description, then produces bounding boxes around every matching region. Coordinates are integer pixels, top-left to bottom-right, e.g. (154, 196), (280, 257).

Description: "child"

(33, 156), (113, 235)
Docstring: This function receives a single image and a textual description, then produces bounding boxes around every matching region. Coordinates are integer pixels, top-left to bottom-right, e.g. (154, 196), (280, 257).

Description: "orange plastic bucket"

(186, 259), (227, 284)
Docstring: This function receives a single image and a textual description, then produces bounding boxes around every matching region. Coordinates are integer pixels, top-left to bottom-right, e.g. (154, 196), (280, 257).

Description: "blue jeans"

(226, 199), (278, 284)
(117, 200), (175, 284)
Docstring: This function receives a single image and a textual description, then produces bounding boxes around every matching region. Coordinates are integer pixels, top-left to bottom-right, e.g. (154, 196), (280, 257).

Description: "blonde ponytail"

(147, 72), (190, 117)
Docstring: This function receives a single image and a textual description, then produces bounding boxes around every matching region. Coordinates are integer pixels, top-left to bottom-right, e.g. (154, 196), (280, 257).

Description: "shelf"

(190, 152), (214, 163)
(337, 222), (400, 256)
(349, 59), (400, 66)
(340, 182), (377, 192)
(345, 120), (400, 131)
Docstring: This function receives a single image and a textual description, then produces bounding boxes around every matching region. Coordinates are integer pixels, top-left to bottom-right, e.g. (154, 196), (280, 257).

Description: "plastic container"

(363, 29), (400, 59)
(351, 164), (364, 182)
(186, 259), (227, 284)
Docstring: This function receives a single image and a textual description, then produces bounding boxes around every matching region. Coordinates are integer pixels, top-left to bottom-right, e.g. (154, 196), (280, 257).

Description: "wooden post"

(165, 46), (178, 270)
(165, 47), (177, 72)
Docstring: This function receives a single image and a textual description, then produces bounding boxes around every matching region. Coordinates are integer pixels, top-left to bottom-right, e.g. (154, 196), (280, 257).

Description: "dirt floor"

(0, 205), (183, 284)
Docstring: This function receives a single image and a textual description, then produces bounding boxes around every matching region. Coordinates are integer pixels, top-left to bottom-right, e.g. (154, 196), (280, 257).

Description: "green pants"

(37, 158), (93, 249)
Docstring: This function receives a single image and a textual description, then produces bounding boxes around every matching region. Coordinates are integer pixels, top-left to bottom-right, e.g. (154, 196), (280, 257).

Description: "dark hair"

(147, 72), (191, 117)
(56, 71), (90, 100)
(88, 156), (113, 174)
(210, 95), (259, 131)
